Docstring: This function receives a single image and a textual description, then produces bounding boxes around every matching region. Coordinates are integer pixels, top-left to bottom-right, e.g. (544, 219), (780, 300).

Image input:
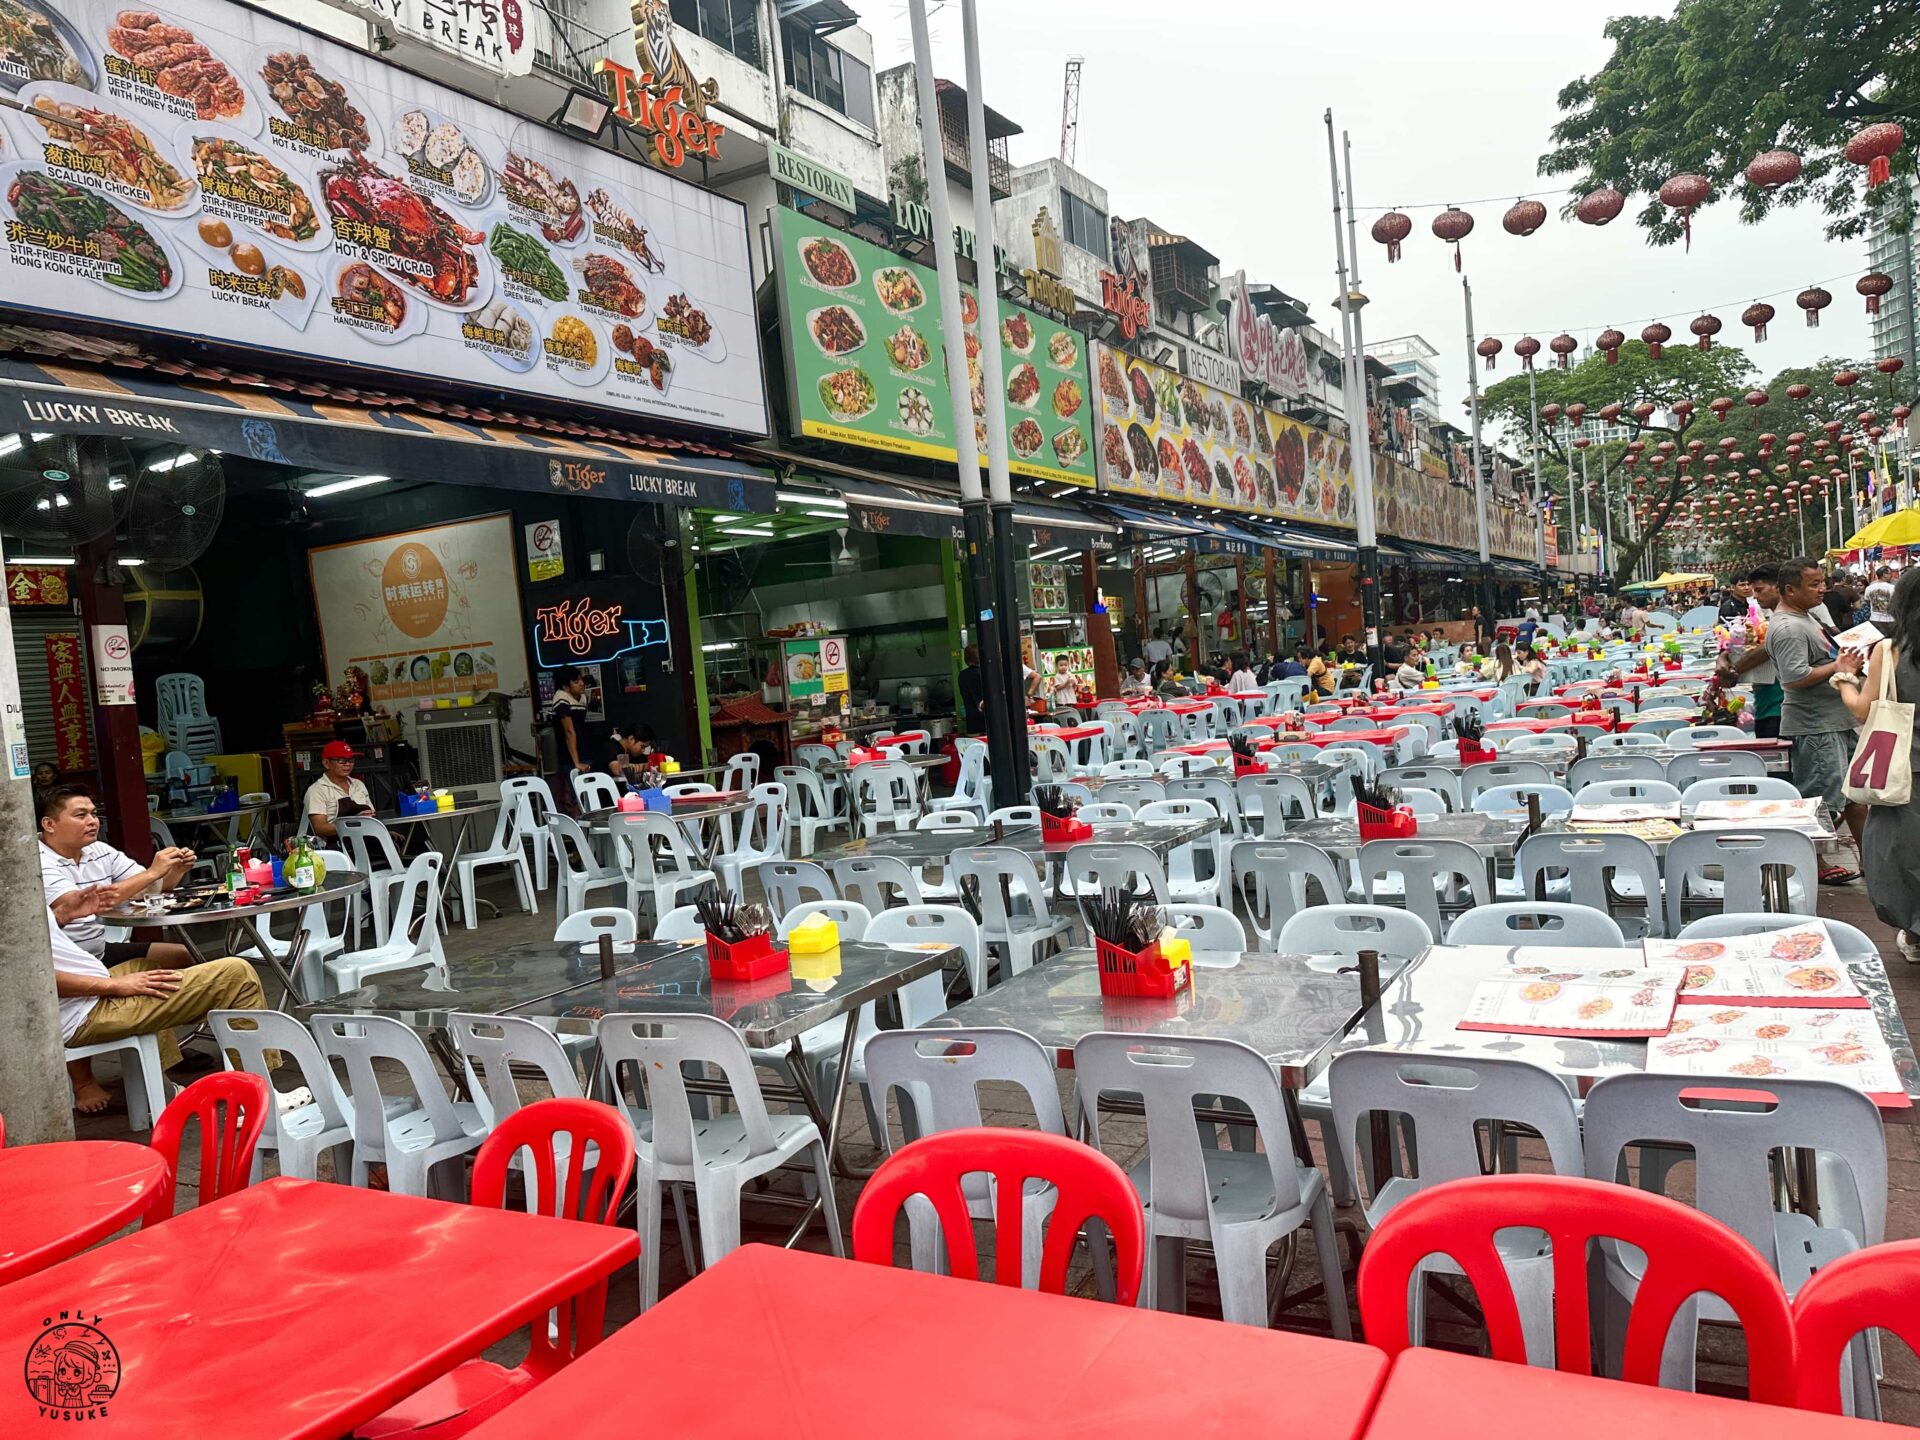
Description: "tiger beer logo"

(25, 1315), (120, 1420)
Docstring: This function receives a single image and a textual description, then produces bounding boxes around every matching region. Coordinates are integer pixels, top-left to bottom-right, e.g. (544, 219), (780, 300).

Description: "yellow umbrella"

(1651, 571), (1713, 587)
(1844, 508), (1920, 550)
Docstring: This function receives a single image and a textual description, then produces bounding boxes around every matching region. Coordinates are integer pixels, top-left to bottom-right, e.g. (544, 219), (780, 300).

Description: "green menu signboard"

(772, 206), (1095, 487)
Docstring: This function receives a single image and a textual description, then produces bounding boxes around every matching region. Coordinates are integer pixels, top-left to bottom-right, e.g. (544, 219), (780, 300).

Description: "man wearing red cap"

(305, 740), (373, 840)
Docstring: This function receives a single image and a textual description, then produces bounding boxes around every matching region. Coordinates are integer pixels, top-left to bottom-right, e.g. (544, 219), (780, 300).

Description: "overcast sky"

(866, 0), (1874, 441)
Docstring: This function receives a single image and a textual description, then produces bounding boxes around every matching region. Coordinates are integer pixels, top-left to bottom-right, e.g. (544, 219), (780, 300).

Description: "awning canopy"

(832, 476), (965, 540)
(0, 359), (776, 512)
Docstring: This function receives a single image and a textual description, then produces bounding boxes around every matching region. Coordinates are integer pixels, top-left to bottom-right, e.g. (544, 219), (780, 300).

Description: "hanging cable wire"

(1354, 187), (1581, 213)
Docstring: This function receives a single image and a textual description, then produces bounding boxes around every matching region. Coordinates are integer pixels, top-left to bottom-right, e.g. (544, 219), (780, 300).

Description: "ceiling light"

(0, 436), (22, 458)
(306, 474), (390, 497)
(777, 489), (842, 507)
(8, 555), (72, 565)
(118, 557), (145, 567)
(803, 509), (848, 520)
(146, 449), (203, 473)
(701, 641), (740, 652)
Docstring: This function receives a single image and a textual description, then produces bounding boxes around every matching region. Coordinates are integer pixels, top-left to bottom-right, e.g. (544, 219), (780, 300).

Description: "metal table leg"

(776, 1010), (861, 1249)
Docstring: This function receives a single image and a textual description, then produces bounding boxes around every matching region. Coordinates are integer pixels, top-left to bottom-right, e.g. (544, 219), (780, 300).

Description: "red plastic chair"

(1356, 1174), (1796, 1404)
(143, 1071), (269, 1228)
(851, 1127), (1147, 1305)
(355, 1098), (637, 1440)
(1792, 1239), (1920, 1414)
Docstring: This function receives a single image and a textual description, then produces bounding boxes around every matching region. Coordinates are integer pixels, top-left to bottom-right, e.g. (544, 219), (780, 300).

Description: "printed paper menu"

(1457, 966), (1682, 1037)
(1643, 924), (1866, 1008)
(1689, 797), (1827, 833)
(1647, 1007), (1909, 1108)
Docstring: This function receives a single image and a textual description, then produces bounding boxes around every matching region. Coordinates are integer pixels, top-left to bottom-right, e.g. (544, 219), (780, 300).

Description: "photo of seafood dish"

(1680, 965), (1715, 990)
(808, 304), (864, 357)
(1673, 942), (1726, 963)
(1234, 455), (1257, 504)
(1155, 436), (1181, 480)
(1307, 429), (1326, 466)
(1050, 428), (1086, 467)
(1770, 929), (1830, 961)
(1006, 362), (1040, 409)
(2, 166), (177, 296)
(108, 10), (250, 125)
(1052, 378), (1083, 420)
(659, 292), (717, 355)
(586, 187), (663, 271)
(819, 367), (877, 421)
(1009, 418), (1044, 458)
(609, 326), (672, 391)
(883, 324), (929, 372)
(1519, 982), (1562, 1003)
(1786, 965), (1841, 993)
(258, 48), (370, 152)
(800, 234), (856, 288)
(332, 259), (408, 339)
(501, 149), (583, 244)
(1127, 365), (1155, 422)
(187, 128), (328, 246)
(896, 386), (934, 435)
(321, 153), (485, 307)
(1212, 458), (1232, 498)
(1336, 479), (1354, 521)
(1098, 349), (1128, 410)
(1729, 1056), (1788, 1078)
(0, 0), (91, 88)
(544, 312), (605, 384)
(1180, 439), (1209, 494)
(1256, 462), (1277, 509)
(960, 291), (978, 325)
(1253, 418), (1274, 456)
(1273, 427), (1305, 503)
(392, 107), (491, 206)
(573, 251), (647, 319)
(1000, 312), (1033, 354)
(21, 88), (193, 213)
(464, 295), (536, 371)
(1232, 405), (1252, 447)
(1657, 1036), (1719, 1056)
(1048, 331), (1078, 370)
(1101, 423), (1130, 482)
(874, 266), (925, 313)
(1125, 422), (1157, 482)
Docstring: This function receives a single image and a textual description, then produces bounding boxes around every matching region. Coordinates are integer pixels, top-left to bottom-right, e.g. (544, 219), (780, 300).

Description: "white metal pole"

(1341, 131), (1380, 557)
(1463, 278), (1493, 565)
(960, 0), (1011, 508)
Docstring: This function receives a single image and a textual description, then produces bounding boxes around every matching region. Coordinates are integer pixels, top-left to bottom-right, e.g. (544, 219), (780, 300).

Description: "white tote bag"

(1844, 646), (1914, 806)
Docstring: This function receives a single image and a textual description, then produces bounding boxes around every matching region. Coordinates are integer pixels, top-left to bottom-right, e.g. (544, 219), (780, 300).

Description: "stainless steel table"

(1285, 812), (1529, 861)
(816, 753), (949, 781)
(584, 797), (754, 863)
(153, 798), (285, 848)
(102, 873), (368, 1007)
(811, 818), (1219, 868)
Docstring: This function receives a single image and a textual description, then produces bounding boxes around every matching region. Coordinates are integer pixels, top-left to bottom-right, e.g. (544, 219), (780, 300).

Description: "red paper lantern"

(1709, 396), (1734, 421)
(1879, 357), (1907, 377)
(1858, 272), (1895, 314)
(1786, 382), (1811, 400)
(1641, 322), (1672, 359)
(1576, 187), (1626, 226)
(1745, 390), (1769, 410)
(1541, 402), (1563, 425)
(1845, 123), (1904, 188)
(1658, 173), (1711, 248)
(1671, 400), (1696, 425)
(1594, 327), (1625, 365)
(1690, 314), (1722, 350)
(1514, 335), (1541, 371)
(1632, 401), (1657, 423)
(1740, 301), (1774, 342)
(1598, 402), (1623, 422)
(1502, 199), (1548, 237)
(1432, 207), (1473, 271)
(1745, 149), (1802, 189)
(1371, 210), (1412, 263)
(1798, 287), (1832, 327)
(1566, 402), (1587, 427)
(1476, 336), (1503, 370)
(1834, 369), (1861, 389)
(1896, 405), (1913, 423)
(1550, 333), (1578, 368)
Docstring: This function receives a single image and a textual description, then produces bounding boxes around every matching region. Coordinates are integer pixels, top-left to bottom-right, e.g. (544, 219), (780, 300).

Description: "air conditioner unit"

(415, 711), (504, 801)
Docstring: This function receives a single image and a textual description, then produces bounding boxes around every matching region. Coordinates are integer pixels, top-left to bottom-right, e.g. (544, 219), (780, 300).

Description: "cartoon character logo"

(25, 1319), (121, 1418)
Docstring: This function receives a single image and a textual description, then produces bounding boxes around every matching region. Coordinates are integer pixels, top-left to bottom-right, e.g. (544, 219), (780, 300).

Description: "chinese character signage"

(772, 206), (1096, 488)
(44, 632), (90, 770)
(0, 0), (766, 437)
(5, 566), (69, 606)
(332, 0), (543, 76)
(1225, 269), (1307, 399)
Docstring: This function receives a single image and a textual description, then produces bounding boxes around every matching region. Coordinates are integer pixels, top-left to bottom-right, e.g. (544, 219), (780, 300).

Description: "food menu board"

(1644, 924), (1867, 1008)
(1456, 966), (1682, 1037)
(1648, 1007), (1909, 1108)
(772, 205), (1094, 487)
(1690, 797), (1828, 833)
(0, 0), (767, 435)
(1028, 561), (1069, 616)
(1091, 342), (1357, 528)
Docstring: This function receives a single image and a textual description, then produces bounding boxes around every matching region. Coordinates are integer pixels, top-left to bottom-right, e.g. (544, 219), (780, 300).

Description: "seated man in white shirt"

(304, 740), (374, 840)
(50, 889), (268, 1116)
(39, 786), (197, 969)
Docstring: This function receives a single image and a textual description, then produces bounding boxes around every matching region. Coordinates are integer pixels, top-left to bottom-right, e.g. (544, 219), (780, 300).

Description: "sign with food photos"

(1090, 341), (1358, 528)
(772, 205), (1095, 487)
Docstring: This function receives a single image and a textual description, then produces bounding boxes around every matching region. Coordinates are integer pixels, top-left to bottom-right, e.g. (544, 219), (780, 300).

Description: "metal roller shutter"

(9, 607), (92, 771)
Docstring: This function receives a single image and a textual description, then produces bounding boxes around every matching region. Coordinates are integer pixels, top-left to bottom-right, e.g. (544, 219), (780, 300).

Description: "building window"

(781, 23), (875, 128)
(669, 0), (759, 67)
(1058, 190), (1107, 255)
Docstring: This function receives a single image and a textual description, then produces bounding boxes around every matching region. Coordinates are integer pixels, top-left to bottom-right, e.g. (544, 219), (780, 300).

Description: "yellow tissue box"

(1160, 934), (1192, 967)
(787, 915), (840, 954)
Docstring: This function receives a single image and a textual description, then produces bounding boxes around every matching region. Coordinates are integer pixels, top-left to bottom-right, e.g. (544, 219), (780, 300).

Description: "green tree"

(1482, 344), (1864, 581)
(1539, 0), (1917, 244)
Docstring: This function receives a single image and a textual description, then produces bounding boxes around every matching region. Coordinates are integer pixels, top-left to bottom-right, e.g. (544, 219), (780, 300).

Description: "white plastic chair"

(1516, 831), (1665, 938)
(950, 847), (1072, 977)
(712, 784), (788, 897)
(1398, 787), (1449, 818)
(554, 906), (638, 946)
(1229, 839), (1346, 950)
(756, 859), (833, 920)
(1470, 783), (1574, 818)
(610, 811), (717, 924)
(1674, 913), (1879, 961)
(1061, 843), (1170, 922)
(776, 765), (847, 850)
(835, 906), (979, 1133)
(1078, 802), (1134, 823)
(324, 852), (447, 996)
(1667, 750), (1769, 790)
(548, 813), (624, 922)
(1379, 766), (1464, 811)
(1357, 838), (1490, 938)
(1665, 828), (1819, 931)
(1568, 754), (1668, 790)
(450, 1011), (588, 1142)
(653, 905), (705, 942)
(598, 1012), (843, 1309)
(1163, 903), (1247, 957)
(1667, 724), (1747, 749)
(929, 743), (991, 821)
(829, 855), (924, 913)
(571, 772), (621, 813)
(210, 1009), (354, 1182)
(774, 898), (872, 942)
(1101, 759), (1155, 779)
(332, 815), (407, 946)
(311, 1012), (487, 1199)
(1460, 760), (1554, 806)
(454, 797), (536, 930)
(987, 805), (1040, 827)
(499, 775), (558, 892)
(850, 761), (921, 835)
(722, 752), (762, 792)
(1575, 778), (1683, 806)
(1074, 1032), (1350, 1334)
(1446, 901), (1626, 948)
(67, 1032), (167, 1131)
(1134, 798), (1224, 906)
(1275, 904), (1432, 975)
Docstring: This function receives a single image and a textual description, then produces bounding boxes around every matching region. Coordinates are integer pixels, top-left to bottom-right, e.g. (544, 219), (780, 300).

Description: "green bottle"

(289, 837), (317, 893)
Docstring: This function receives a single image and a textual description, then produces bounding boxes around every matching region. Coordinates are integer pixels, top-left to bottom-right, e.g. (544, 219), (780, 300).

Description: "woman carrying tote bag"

(1837, 568), (1920, 961)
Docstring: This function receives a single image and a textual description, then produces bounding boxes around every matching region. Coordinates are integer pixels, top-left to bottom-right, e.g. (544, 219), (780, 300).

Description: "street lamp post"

(1325, 114), (1384, 679)
(1462, 277), (1498, 625)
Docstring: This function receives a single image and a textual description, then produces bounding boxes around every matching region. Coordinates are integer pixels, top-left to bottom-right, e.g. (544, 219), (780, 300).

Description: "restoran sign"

(1226, 270), (1308, 399)
(330, 0), (544, 76)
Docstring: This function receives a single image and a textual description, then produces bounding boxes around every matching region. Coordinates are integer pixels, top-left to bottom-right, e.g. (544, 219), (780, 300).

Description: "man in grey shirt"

(1766, 557), (1865, 877)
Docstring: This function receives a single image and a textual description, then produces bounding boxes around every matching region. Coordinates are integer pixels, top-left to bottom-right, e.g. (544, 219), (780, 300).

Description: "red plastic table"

(1291, 727), (1410, 750)
(0, 1176), (637, 1439)
(466, 1245), (1391, 1439)
(0, 1141), (167, 1286)
(1361, 1346), (1897, 1440)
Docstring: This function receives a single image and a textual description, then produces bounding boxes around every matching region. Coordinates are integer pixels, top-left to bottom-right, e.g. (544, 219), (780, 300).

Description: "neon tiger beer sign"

(594, 59), (726, 170)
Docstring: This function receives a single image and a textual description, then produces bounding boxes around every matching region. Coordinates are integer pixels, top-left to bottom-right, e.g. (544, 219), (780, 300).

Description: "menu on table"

(1564, 816), (1685, 841)
(1688, 797), (1827, 833)
(1458, 966), (1683, 1038)
(1647, 1006), (1909, 1108)
(1643, 923), (1867, 1008)
(1569, 803), (1681, 824)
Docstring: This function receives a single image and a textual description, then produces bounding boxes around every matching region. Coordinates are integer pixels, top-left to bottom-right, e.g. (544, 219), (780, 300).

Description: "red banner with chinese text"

(7, 566), (70, 607)
(45, 632), (90, 771)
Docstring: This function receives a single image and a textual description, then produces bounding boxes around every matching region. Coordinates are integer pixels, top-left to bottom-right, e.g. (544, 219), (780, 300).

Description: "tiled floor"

(66, 861), (1920, 1416)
